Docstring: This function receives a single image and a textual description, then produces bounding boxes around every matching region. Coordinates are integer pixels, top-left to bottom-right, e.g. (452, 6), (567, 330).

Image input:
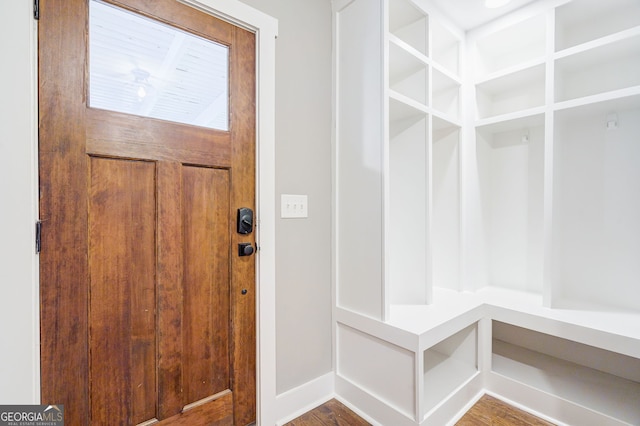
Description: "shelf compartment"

(389, 93), (428, 136)
(424, 323), (477, 413)
(389, 104), (427, 304)
(552, 105), (640, 311)
(431, 19), (460, 77)
(555, 0), (640, 52)
(554, 89), (640, 120)
(389, 0), (428, 56)
(475, 14), (546, 79)
(475, 115), (544, 292)
(432, 68), (460, 120)
(432, 117), (461, 291)
(476, 64), (545, 119)
(555, 34), (640, 103)
(493, 322), (640, 425)
(389, 40), (428, 106)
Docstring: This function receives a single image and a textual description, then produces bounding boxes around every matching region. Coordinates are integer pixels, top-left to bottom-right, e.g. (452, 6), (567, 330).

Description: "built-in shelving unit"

(432, 117), (461, 291)
(476, 64), (545, 120)
(475, 115), (544, 293)
(390, 40), (428, 105)
(474, 14), (546, 80)
(430, 18), (459, 76)
(554, 0), (640, 51)
(387, 0), (430, 306)
(492, 321), (640, 425)
(386, 0), (464, 305)
(552, 103), (640, 311)
(432, 69), (460, 119)
(389, 0), (428, 56)
(554, 34), (640, 103)
(424, 324), (477, 414)
(334, 0), (640, 424)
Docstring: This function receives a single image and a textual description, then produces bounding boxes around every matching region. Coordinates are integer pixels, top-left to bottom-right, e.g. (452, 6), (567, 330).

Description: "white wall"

(0, 1), (39, 404)
(238, 0), (334, 395)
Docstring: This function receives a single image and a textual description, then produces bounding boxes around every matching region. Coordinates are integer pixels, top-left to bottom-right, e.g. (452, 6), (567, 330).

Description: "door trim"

(28, 0), (278, 424)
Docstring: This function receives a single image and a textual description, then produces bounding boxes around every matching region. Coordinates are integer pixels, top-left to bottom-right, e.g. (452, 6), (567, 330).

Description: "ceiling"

(428, 0), (540, 30)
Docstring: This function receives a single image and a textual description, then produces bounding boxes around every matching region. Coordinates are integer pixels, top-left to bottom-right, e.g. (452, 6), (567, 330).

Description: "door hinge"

(34, 0), (39, 20)
(35, 221), (42, 254)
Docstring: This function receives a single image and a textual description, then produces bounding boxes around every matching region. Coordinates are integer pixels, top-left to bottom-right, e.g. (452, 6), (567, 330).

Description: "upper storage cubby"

(474, 14), (546, 80)
(432, 69), (460, 120)
(389, 40), (428, 106)
(476, 64), (545, 120)
(431, 19), (460, 76)
(389, 0), (428, 56)
(554, 34), (640, 103)
(555, 0), (640, 52)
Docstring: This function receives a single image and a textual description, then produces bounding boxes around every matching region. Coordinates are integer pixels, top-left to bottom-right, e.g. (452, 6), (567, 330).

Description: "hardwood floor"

(456, 395), (555, 426)
(283, 399), (370, 426)
(283, 395), (555, 425)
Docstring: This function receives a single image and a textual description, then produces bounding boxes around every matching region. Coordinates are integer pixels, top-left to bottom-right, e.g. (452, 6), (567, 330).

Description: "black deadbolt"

(237, 207), (254, 234)
(238, 242), (255, 257)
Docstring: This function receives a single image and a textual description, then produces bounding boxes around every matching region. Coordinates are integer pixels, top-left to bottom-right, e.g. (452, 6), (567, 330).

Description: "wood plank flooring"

(283, 395), (555, 426)
(456, 395), (555, 426)
(284, 399), (370, 426)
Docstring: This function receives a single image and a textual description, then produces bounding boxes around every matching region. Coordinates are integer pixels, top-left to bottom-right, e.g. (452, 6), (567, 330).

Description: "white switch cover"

(281, 194), (308, 218)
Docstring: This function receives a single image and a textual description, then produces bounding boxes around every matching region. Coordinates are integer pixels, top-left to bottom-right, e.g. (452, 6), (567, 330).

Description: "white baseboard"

(335, 375), (417, 426)
(275, 372), (335, 425)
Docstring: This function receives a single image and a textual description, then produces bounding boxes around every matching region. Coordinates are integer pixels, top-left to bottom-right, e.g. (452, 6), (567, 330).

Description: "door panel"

(182, 167), (231, 403)
(39, 0), (256, 424)
(88, 157), (157, 424)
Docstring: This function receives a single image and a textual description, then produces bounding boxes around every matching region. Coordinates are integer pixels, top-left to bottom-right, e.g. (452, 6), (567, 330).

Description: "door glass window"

(89, 0), (229, 131)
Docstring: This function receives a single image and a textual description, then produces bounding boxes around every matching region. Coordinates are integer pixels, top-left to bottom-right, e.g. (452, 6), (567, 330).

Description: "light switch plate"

(281, 194), (308, 218)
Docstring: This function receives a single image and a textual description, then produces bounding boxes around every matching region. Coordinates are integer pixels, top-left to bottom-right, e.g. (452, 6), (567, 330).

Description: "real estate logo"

(0, 405), (63, 426)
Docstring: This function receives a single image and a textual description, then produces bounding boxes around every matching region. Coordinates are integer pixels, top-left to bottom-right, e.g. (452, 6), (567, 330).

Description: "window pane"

(89, 0), (229, 131)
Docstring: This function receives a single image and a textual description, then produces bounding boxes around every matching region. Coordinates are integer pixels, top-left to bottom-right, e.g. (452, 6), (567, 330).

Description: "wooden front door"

(38, 0), (256, 424)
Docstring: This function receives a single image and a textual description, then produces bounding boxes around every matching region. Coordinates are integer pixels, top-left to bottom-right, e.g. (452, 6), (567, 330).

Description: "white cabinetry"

(335, 0), (462, 313)
(468, 0), (640, 311)
(334, 0), (640, 424)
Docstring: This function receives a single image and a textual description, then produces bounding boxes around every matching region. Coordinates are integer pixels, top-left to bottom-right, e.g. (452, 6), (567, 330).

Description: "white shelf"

(554, 88), (640, 119)
(555, 0), (640, 52)
(554, 34), (640, 103)
(390, 91), (428, 119)
(389, 40), (428, 105)
(424, 324), (478, 413)
(493, 339), (640, 425)
(476, 64), (545, 119)
(555, 25), (640, 61)
(389, 0), (428, 56)
(388, 33), (429, 65)
(474, 13), (546, 80)
(432, 112), (460, 131)
(475, 107), (545, 132)
(431, 18), (460, 77)
(475, 56), (545, 87)
(432, 68), (460, 120)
